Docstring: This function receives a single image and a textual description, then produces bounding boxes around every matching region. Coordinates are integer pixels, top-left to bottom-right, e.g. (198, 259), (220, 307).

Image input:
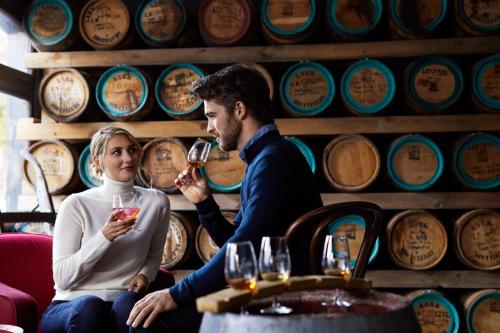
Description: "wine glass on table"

(112, 192), (141, 232)
(322, 234), (351, 312)
(178, 138), (211, 185)
(224, 241), (258, 292)
(258, 236), (292, 314)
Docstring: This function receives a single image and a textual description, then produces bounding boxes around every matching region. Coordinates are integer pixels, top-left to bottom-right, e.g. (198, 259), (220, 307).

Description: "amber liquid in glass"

(261, 272), (289, 282)
(324, 268), (351, 280)
(227, 277), (257, 291)
(188, 161), (205, 169)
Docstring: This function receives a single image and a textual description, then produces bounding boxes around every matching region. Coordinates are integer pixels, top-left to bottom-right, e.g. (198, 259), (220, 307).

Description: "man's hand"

(174, 167), (210, 203)
(127, 289), (177, 329)
(128, 273), (148, 295)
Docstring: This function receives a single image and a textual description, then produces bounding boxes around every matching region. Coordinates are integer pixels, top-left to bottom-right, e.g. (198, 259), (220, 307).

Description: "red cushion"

(0, 234), (54, 316)
(0, 282), (37, 333)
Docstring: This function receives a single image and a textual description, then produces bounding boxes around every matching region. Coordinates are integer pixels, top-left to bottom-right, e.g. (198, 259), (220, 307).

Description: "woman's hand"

(174, 167), (210, 204)
(128, 273), (149, 295)
(101, 209), (136, 241)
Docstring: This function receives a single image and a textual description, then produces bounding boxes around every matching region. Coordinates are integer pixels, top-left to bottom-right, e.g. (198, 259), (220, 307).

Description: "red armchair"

(0, 233), (175, 333)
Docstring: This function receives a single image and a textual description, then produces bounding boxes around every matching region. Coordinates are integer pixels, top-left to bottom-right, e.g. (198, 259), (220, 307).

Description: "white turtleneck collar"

(99, 172), (135, 197)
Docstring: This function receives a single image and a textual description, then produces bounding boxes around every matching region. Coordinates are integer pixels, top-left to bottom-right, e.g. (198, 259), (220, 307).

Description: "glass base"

(259, 304), (293, 315)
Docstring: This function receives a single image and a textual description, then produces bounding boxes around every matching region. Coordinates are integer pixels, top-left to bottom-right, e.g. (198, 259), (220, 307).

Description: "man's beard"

(219, 117), (242, 152)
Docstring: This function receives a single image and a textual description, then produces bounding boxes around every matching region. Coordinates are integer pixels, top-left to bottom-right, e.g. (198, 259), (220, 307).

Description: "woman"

(41, 127), (170, 333)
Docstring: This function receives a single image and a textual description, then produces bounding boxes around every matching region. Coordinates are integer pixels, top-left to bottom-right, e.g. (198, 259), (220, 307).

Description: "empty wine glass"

(112, 192), (141, 232)
(178, 138), (211, 185)
(224, 241), (258, 292)
(322, 234), (351, 312)
(258, 236), (292, 315)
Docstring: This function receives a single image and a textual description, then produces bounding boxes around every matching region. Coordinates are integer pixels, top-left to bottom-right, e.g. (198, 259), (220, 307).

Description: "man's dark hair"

(191, 64), (273, 124)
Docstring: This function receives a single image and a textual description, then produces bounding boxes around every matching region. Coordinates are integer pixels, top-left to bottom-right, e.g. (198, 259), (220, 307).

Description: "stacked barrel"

(20, 1), (500, 331)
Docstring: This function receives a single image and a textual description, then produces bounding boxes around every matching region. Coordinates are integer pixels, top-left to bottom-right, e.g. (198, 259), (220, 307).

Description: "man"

(127, 64), (323, 332)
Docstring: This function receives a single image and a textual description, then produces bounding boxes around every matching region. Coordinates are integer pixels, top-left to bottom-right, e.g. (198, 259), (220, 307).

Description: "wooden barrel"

(387, 210), (448, 270)
(77, 144), (103, 189)
(463, 289), (500, 333)
(23, 140), (79, 195)
(455, 0), (500, 36)
(22, 0), (77, 51)
(246, 63), (274, 101)
(388, 0), (448, 39)
(325, 0), (383, 41)
(155, 64), (205, 120)
(198, 0), (256, 46)
(96, 65), (153, 122)
(200, 290), (420, 333)
(453, 209), (500, 270)
(279, 61), (335, 117)
(387, 135), (444, 191)
(200, 141), (246, 192)
(195, 211), (236, 263)
(340, 59), (395, 115)
(161, 211), (197, 269)
(404, 56), (464, 114)
(322, 134), (380, 192)
(260, 0), (317, 45)
(38, 68), (91, 123)
(471, 54), (500, 113)
(285, 136), (316, 173)
(79, 0), (135, 50)
(135, 0), (188, 48)
(327, 214), (379, 268)
(139, 137), (188, 193)
(406, 289), (460, 333)
(452, 133), (500, 190)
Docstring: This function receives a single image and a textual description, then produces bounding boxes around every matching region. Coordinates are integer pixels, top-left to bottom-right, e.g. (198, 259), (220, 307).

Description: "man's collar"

(239, 124), (278, 164)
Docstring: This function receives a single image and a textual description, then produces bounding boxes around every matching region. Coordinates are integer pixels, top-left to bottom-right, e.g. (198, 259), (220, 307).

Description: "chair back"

(284, 201), (382, 278)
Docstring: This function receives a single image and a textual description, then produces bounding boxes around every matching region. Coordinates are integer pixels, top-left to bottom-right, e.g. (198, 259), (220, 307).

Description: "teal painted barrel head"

(341, 59), (395, 115)
(466, 290), (500, 333)
(135, 0), (187, 47)
(410, 292), (460, 333)
(26, 0), (73, 46)
(454, 133), (500, 190)
(261, 0), (316, 37)
(327, 215), (379, 269)
(326, 0), (382, 36)
(200, 141), (246, 192)
(389, 0), (448, 36)
(155, 64), (204, 119)
(284, 136), (316, 173)
(96, 65), (149, 121)
(387, 135), (444, 191)
(406, 56), (464, 112)
(280, 61), (335, 117)
(472, 54), (500, 112)
(78, 145), (103, 188)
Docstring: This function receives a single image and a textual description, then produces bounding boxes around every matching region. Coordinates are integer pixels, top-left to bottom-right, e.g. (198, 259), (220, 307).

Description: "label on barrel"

(414, 300), (452, 333)
(158, 68), (202, 113)
(462, 0), (500, 29)
(389, 212), (446, 269)
(393, 143), (438, 186)
(30, 3), (69, 43)
(333, 0), (376, 31)
(28, 143), (73, 193)
(287, 70), (329, 110)
(349, 68), (388, 106)
(162, 215), (187, 268)
(266, 0), (311, 32)
(141, 139), (187, 190)
(202, 0), (248, 41)
(414, 64), (456, 104)
(462, 142), (500, 182)
(140, 0), (184, 42)
(395, 0), (443, 31)
(480, 65), (500, 102)
(204, 147), (246, 188)
(460, 213), (500, 269)
(42, 70), (87, 118)
(103, 70), (144, 114)
(471, 296), (500, 332)
(81, 0), (129, 47)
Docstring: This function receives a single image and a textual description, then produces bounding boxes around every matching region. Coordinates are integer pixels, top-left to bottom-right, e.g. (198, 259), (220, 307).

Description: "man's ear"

(234, 101), (248, 120)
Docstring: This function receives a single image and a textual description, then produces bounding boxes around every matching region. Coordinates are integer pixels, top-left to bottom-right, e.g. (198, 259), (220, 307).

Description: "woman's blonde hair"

(90, 127), (142, 176)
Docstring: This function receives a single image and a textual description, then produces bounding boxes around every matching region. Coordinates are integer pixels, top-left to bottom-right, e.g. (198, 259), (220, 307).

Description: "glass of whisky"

(179, 138), (211, 185)
(224, 241), (258, 292)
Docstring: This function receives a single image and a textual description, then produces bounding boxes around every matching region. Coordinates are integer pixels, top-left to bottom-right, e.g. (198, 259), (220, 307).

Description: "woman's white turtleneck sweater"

(52, 173), (170, 301)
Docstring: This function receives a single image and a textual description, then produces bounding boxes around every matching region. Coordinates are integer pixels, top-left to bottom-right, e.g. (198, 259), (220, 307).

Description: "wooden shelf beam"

(16, 114), (500, 141)
(367, 270), (500, 289)
(25, 36), (500, 69)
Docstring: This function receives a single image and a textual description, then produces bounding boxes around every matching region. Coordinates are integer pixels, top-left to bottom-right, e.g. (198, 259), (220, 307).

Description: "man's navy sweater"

(169, 125), (323, 306)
